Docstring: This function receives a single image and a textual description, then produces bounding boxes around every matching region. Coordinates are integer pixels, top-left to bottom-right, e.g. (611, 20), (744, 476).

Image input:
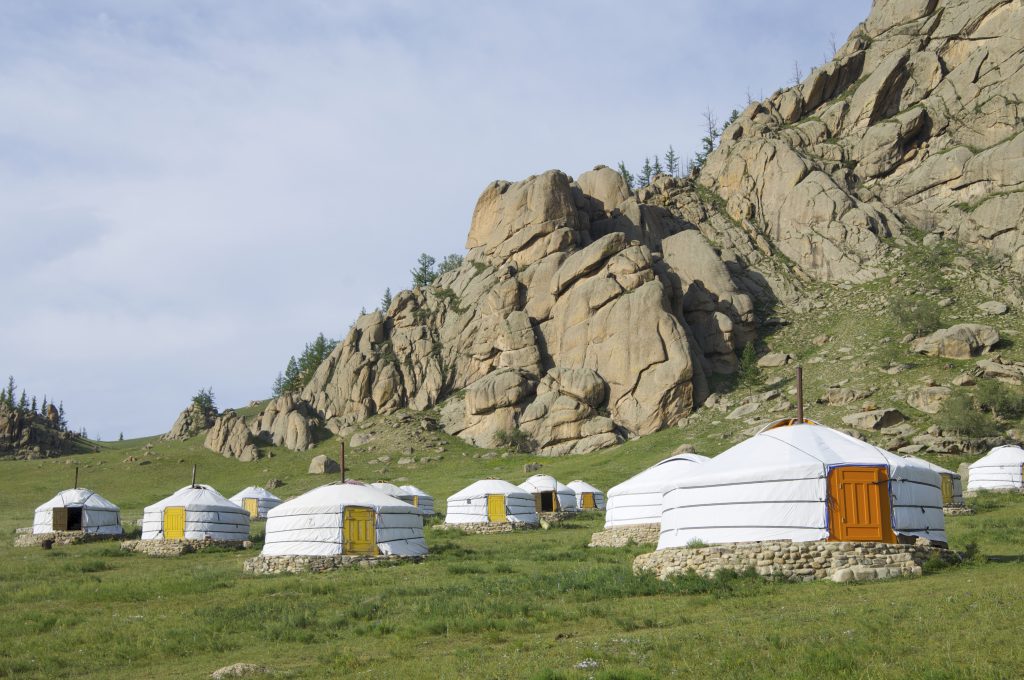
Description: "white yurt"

(903, 456), (964, 506)
(33, 488), (123, 535)
(229, 486), (283, 520)
(142, 484), (250, 541)
(968, 445), (1024, 492)
(567, 480), (606, 510)
(399, 485), (435, 516)
(370, 481), (416, 504)
(519, 475), (578, 513)
(262, 482), (426, 557)
(604, 453), (711, 528)
(445, 479), (538, 525)
(658, 419), (946, 549)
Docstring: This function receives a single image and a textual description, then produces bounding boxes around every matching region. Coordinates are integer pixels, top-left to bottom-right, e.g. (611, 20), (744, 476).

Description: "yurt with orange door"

(657, 419), (946, 550)
(903, 456), (964, 507)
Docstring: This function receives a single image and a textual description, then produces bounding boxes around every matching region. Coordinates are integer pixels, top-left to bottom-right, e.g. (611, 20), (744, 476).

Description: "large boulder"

(308, 454), (340, 475)
(910, 324), (1000, 360)
(204, 411), (259, 461)
(162, 401), (216, 441)
(251, 395), (317, 451)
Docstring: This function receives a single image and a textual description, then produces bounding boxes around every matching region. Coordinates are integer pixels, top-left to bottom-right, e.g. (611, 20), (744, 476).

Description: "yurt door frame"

(534, 491), (556, 513)
(940, 475), (954, 505)
(343, 506), (377, 556)
(52, 507), (83, 531)
(164, 507), (186, 539)
(242, 498), (259, 519)
(827, 466), (895, 543)
(486, 494), (507, 522)
(580, 492), (595, 510)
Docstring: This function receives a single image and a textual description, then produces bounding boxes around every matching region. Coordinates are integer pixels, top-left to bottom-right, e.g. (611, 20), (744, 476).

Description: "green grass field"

(3, 427), (1024, 679)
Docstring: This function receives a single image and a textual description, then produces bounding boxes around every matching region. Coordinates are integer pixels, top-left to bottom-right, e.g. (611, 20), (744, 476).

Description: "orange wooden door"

(828, 466), (895, 543)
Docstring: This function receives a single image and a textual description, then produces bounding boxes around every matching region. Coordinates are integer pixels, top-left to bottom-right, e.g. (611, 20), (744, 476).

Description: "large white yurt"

(33, 488), (123, 535)
(399, 485), (435, 516)
(658, 420), (946, 549)
(903, 456), (964, 506)
(370, 481), (416, 504)
(262, 482), (426, 557)
(229, 486), (282, 520)
(967, 445), (1024, 492)
(445, 479), (538, 525)
(604, 453), (711, 528)
(567, 480), (606, 510)
(142, 484), (250, 541)
(519, 475), (577, 513)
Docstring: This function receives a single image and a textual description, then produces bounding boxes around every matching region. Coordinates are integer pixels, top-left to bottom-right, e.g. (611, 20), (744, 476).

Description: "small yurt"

(567, 480), (606, 511)
(33, 488), (123, 535)
(445, 479), (538, 525)
(229, 486), (283, 520)
(604, 453), (710, 528)
(142, 484), (250, 541)
(968, 445), (1024, 492)
(519, 475), (577, 513)
(658, 419), (946, 550)
(262, 482), (426, 557)
(370, 481), (416, 505)
(904, 456), (964, 506)
(399, 485), (435, 516)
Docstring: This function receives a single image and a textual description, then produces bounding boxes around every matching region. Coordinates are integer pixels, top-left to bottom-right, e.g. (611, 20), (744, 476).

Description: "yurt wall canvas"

(142, 485), (250, 541)
(33, 489), (123, 535)
(968, 446), (1024, 492)
(904, 456), (964, 505)
(604, 453), (710, 528)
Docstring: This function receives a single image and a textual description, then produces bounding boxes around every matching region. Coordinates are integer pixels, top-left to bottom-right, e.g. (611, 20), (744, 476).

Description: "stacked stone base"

(14, 530), (121, 548)
(434, 521), (539, 535)
(243, 553), (421, 574)
(943, 505), (975, 516)
(120, 538), (248, 556)
(538, 511), (578, 523)
(589, 524), (661, 547)
(634, 540), (961, 583)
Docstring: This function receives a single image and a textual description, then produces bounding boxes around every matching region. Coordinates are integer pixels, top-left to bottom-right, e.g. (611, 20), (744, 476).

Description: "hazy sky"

(0, 1), (871, 438)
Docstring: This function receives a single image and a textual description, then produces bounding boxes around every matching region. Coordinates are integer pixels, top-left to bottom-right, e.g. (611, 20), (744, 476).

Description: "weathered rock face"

(250, 395), (317, 451)
(301, 168), (762, 454)
(162, 402), (216, 441)
(911, 323), (1000, 359)
(203, 411), (259, 461)
(0, 403), (75, 459)
(700, 0), (1024, 277)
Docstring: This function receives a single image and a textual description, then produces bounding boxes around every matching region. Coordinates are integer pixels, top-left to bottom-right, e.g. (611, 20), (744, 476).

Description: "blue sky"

(0, 1), (871, 438)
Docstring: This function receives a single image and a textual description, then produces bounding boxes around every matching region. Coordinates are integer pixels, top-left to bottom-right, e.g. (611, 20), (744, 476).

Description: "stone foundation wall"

(120, 538), (249, 557)
(244, 553), (421, 574)
(634, 539), (960, 583)
(943, 505), (975, 516)
(14, 530), (121, 548)
(434, 521), (538, 535)
(589, 524), (660, 548)
(538, 511), (577, 523)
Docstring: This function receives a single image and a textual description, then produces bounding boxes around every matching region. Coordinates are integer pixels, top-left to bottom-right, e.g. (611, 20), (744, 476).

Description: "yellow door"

(343, 507), (376, 555)
(828, 467), (895, 543)
(487, 494), (507, 523)
(243, 498), (259, 519)
(410, 496), (419, 508)
(581, 492), (595, 510)
(164, 507), (186, 539)
(940, 475), (953, 505)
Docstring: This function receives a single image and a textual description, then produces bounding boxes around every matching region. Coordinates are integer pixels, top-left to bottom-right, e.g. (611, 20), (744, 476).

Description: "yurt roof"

(449, 479), (533, 500)
(269, 482), (416, 518)
(566, 480), (602, 494)
(675, 423), (915, 489)
(607, 453), (711, 495)
(903, 456), (957, 476)
(144, 484), (241, 514)
(229, 486), (281, 502)
(371, 482), (412, 498)
(399, 485), (433, 498)
(972, 445), (1024, 467)
(35, 488), (120, 513)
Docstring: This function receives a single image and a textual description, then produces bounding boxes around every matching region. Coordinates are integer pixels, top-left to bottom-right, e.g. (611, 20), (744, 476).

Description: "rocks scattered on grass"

(842, 408), (906, 430)
(910, 324), (999, 360)
(308, 454), (340, 475)
(211, 663), (274, 679)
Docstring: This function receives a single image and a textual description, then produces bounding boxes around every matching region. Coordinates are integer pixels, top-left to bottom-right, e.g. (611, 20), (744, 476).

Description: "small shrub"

(976, 380), (1024, 421)
(891, 297), (942, 336)
(494, 428), (535, 453)
(685, 538), (708, 549)
(937, 392), (1000, 437)
(191, 387), (216, 413)
(736, 344), (762, 390)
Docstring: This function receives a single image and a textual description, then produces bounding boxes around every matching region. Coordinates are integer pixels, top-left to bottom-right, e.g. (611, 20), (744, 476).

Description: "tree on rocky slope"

(411, 253), (437, 287)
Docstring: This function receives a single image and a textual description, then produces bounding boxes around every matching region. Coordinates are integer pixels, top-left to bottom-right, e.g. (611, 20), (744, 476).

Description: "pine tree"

(41, 396), (48, 418)
(4, 376), (15, 409)
(411, 253), (437, 288)
(58, 402), (66, 430)
(380, 287), (393, 313)
(283, 356), (300, 393)
(30, 396), (37, 414)
(18, 390), (27, 412)
(272, 372), (287, 398)
(617, 162), (635, 189)
(664, 146), (679, 177)
(436, 254), (463, 276)
(652, 156), (663, 177)
(192, 388), (216, 413)
(791, 60), (803, 86)
(639, 157), (653, 187)
(692, 108), (720, 174)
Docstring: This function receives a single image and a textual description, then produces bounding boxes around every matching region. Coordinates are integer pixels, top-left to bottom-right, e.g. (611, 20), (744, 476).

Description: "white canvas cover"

(399, 485), (435, 516)
(604, 453), (710, 528)
(142, 484), (250, 541)
(903, 456), (964, 505)
(659, 422), (946, 549)
(519, 475), (578, 512)
(567, 480), (606, 510)
(33, 488), (123, 535)
(445, 479), (538, 525)
(228, 486), (282, 519)
(371, 482), (416, 504)
(968, 445), (1024, 492)
(262, 482), (427, 557)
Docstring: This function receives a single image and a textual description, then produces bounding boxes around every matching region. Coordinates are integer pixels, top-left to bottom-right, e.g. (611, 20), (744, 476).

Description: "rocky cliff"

(0, 402), (80, 459)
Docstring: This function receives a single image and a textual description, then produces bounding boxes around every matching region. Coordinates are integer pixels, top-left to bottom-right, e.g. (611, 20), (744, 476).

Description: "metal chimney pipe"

(191, 464), (197, 488)
(340, 441), (346, 483)
(74, 466), (79, 489)
(796, 365), (804, 423)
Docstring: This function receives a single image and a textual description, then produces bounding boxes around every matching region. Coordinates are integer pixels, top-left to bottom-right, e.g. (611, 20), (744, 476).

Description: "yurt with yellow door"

(444, 479), (538, 527)
(519, 475), (577, 513)
(32, 488), (123, 536)
(567, 480), (605, 511)
(657, 419), (946, 550)
(261, 482), (427, 557)
(229, 486), (282, 520)
(967, 445), (1024, 493)
(141, 484), (250, 541)
(399, 485), (435, 516)
(903, 456), (964, 507)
